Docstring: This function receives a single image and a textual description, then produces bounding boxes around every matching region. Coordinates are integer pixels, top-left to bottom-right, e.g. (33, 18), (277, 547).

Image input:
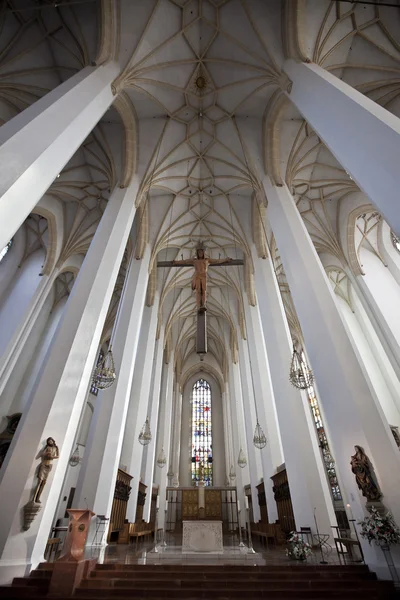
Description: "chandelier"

(237, 448), (247, 469)
(156, 447), (167, 468)
(138, 417), (152, 446)
(253, 420), (267, 449)
(229, 465), (236, 480)
(92, 346), (116, 390)
(69, 444), (82, 467)
(289, 346), (314, 390)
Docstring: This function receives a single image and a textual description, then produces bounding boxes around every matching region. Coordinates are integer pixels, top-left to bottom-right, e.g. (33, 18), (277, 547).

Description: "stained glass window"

(301, 351), (342, 502)
(0, 240), (12, 262)
(191, 379), (212, 486)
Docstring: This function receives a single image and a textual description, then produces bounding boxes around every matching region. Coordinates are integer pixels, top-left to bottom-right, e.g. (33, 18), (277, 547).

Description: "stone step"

(11, 578), (49, 588)
(81, 578), (393, 591)
(95, 563), (370, 571)
(74, 587), (396, 599)
(90, 570), (377, 581)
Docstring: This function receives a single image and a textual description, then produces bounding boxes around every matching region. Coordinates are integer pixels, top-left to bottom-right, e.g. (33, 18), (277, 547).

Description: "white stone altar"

(182, 520), (223, 554)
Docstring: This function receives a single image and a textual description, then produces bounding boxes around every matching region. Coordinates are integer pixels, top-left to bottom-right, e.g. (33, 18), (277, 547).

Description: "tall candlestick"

(165, 500), (168, 512)
(156, 496), (160, 509)
(244, 496), (249, 510)
(237, 500), (240, 512)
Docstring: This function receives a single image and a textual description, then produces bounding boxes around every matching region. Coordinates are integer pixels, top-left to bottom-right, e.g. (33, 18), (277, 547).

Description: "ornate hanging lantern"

(138, 417), (152, 446)
(237, 448), (247, 469)
(92, 346), (116, 390)
(69, 444), (82, 467)
(229, 465), (236, 480)
(253, 420), (267, 449)
(289, 346), (314, 390)
(156, 447), (167, 468)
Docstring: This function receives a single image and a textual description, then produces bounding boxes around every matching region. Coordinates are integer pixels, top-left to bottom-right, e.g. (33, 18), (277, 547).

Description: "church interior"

(1, 0), (400, 598)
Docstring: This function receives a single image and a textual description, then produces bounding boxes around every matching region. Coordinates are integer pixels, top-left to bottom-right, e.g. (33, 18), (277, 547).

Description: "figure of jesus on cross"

(171, 247), (233, 311)
(157, 244), (243, 354)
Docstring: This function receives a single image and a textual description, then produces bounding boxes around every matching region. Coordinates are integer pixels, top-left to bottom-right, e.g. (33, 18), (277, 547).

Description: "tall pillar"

(142, 323), (165, 521)
(155, 360), (174, 530)
(121, 298), (159, 523)
(227, 365), (248, 527)
(0, 63), (120, 250)
(171, 386), (182, 486)
(264, 177), (400, 571)
(73, 246), (151, 530)
(235, 344), (261, 522)
(0, 183), (138, 583)
(253, 245), (336, 538)
(284, 59), (400, 235)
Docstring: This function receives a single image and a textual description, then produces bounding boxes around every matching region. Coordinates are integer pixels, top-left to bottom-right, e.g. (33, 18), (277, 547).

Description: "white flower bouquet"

(286, 531), (312, 560)
(358, 507), (400, 547)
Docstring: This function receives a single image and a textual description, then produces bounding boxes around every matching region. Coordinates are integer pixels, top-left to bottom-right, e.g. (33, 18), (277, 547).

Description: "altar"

(182, 520), (223, 554)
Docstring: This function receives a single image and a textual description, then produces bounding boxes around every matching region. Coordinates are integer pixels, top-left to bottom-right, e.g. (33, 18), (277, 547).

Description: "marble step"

(90, 570), (377, 580)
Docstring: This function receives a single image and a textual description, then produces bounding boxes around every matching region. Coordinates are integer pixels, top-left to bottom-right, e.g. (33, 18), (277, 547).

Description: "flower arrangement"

(286, 531), (312, 560)
(358, 507), (400, 547)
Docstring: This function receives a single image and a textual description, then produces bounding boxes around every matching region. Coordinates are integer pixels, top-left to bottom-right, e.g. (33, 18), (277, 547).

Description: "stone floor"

(83, 533), (349, 567)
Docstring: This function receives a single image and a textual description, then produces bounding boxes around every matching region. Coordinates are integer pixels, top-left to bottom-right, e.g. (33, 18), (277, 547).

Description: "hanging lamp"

(253, 420), (267, 449)
(289, 346), (314, 389)
(237, 448), (247, 469)
(138, 417), (152, 446)
(229, 465), (236, 480)
(69, 444), (82, 467)
(92, 345), (116, 390)
(156, 447), (167, 468)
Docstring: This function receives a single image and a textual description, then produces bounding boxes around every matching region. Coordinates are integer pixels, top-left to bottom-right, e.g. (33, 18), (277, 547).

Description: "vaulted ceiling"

(3, 0), (400, 384)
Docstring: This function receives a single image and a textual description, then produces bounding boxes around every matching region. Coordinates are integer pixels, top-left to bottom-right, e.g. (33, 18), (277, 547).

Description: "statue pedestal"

(49, 509), (96, 597)
(182, 521), (223, 554)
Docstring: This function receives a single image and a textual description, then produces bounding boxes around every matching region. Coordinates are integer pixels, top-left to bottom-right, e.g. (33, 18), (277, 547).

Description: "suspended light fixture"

(156, 447), (167, 468)
(229, 465), (236, 480)
(69, 444), (83, 467)
(253, 420), (267, 449)
(138, 417), (152, 446)
(237, 448), (247, 469)
(289, 346), (314, 390)
(92, 346), (116, 390)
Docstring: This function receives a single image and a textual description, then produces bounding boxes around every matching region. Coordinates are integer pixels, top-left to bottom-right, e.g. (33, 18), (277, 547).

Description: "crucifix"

(157, 245), (243, 355)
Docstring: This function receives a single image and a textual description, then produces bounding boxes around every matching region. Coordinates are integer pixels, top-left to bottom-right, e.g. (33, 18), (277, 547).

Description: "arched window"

(0, 239), (12, 262)
(191, 378), (212, 486)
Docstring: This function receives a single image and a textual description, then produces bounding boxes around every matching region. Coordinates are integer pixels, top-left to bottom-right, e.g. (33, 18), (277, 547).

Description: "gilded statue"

(350, 445), (382, 502)
(172, 248), (232, 311)
(33, 437), (59, 503)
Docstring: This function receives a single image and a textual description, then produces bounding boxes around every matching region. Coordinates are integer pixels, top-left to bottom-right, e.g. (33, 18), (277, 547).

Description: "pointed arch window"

(191, 378), (212, 486)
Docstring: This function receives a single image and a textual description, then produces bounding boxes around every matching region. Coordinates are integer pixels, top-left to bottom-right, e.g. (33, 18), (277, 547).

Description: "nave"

(1, 0), (400, 598)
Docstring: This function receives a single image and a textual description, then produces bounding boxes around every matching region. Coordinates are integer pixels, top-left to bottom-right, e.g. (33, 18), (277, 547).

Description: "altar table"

(182, 520), (223, 553)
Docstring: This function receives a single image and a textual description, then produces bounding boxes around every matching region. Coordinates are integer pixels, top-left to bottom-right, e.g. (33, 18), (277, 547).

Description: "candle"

(244, 496), (249, 510)
(165, 500), (168, 512)
(156, 496), (160, 509)
(237, 500), (240, 512)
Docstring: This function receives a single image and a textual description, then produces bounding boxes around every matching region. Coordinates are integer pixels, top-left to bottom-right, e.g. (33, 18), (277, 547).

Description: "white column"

(235, 343), (261, 522)
(227, 365), (248, 527)
(243, 300), (284, 521)
(253, 247), (336, 537)
(171, 386), (182, 486)
(264, 177), (400, 572)
(0, 62), (120, 250)
(142, 324), (165, 521)
(0, 183), (138, 583)
(284, 59), (400, 235)
(73, 246), (151, 530)
(121, 298), (159, 523)
(155, 360), (174, 530)
(0, 271), (57, 401)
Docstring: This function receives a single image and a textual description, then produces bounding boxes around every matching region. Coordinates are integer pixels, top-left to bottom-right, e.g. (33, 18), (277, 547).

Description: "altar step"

(77, 564), (397, 599)
(0, 563), (398, 599)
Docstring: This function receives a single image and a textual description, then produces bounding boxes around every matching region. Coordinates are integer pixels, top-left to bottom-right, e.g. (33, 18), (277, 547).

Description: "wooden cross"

(157, 249), (243, 355)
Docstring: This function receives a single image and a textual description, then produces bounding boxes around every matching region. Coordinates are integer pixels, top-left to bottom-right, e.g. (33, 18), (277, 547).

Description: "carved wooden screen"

(109, 468), (132, 533)
(270, 468), (295, 533)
